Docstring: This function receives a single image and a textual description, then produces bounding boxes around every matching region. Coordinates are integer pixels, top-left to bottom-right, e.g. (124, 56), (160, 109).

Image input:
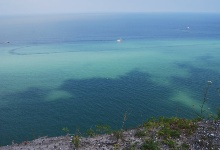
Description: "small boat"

(117, 38), (123, 43)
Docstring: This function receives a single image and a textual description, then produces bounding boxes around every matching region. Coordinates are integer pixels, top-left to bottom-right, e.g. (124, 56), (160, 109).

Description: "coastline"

(1, 119), (220, 150)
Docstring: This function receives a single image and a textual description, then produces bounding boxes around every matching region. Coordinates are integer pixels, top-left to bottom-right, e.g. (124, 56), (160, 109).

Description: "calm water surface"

(0, 13), (220, 145)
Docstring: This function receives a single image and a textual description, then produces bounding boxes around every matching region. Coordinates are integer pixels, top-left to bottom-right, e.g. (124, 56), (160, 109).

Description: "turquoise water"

(0, 13), (220, 145)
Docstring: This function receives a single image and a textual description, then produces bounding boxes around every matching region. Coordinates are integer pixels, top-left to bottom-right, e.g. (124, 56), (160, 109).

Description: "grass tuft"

(141, 139), (159, 150)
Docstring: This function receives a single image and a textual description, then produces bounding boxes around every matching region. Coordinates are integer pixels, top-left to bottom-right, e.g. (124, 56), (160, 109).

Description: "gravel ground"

(1, 120), (220, 150)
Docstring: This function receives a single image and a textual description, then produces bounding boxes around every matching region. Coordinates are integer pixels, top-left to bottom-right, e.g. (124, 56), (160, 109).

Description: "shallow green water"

(0, 14), (220, 145)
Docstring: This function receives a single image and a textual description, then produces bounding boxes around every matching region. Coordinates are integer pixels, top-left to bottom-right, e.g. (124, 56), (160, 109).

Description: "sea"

(0, 13), (220, 146)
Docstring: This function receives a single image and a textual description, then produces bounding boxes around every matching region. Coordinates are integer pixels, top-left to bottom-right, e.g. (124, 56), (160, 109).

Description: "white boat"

(117, 38), (123, 43)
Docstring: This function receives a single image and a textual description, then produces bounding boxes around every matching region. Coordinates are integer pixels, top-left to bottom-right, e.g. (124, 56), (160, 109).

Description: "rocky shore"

(1, 119), (220, 150)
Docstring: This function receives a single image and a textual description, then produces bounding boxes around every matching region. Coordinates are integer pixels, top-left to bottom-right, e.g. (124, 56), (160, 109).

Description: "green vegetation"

(199, 81), (212, 118)
(113, 130), (124, 142)
(95, 124), (111, 134)
(217, 108), (220, 119)
(86, 128), (96, 137)
(62, 127), (69, 135)
(113, 143), (120, 150)
(126, 142), (138, 150)
(71, 134), (80, 148)
(142, 117), (198, 149)
(140, 139), (159, 150)
(112, 112), (129, 143)
(86, 124), (111, 137)
(158, 128), (180, 139)
(181, 143), (189, 150)
(162, 139), (175, 148)
(144, 117), (197, 136)
(135, 129), (147, 137)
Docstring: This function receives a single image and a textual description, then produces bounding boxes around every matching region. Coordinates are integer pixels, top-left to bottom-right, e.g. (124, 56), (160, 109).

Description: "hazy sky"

(1, 0), (220, 15)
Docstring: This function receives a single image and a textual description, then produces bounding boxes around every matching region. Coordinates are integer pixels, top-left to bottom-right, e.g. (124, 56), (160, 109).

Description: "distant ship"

(0, 41), (10, 44)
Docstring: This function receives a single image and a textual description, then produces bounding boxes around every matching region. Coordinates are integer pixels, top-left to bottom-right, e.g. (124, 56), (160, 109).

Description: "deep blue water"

(1, 13), (220, 45)
(0, 13), (220, 146)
